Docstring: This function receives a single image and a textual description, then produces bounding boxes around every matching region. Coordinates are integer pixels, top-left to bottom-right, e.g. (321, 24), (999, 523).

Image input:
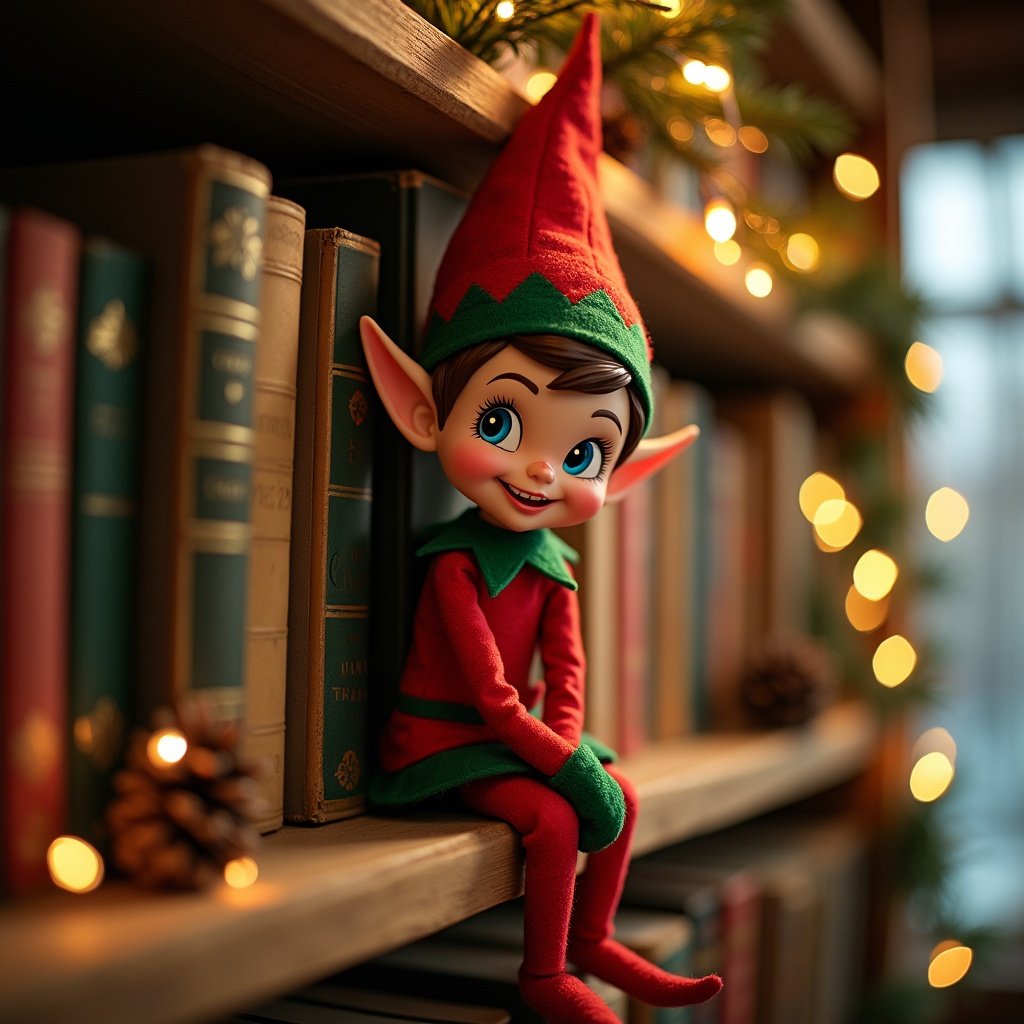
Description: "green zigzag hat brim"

(422, 273), (653, 427)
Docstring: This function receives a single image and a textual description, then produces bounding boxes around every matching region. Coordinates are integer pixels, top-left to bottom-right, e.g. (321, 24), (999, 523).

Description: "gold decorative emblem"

(87, 299), (138, 370)
(13, 711), (60, 784)
(23, 286), (67, 355)
(334, 750), (361, 791)
(210, 207), (263, 281)
(348, 389), (368, 427)
(73, 697), (125, 769)
(224, 380), (246, 405)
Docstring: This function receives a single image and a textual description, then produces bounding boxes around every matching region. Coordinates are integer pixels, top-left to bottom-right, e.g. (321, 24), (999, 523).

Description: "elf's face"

(435, 345), (631, 533)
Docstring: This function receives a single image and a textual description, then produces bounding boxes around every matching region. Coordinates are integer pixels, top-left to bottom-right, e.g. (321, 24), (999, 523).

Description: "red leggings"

(460, 764), (638, 977)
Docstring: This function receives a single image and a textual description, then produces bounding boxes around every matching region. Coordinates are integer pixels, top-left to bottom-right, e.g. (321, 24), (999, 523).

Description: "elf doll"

(359, 14), (723, 1023)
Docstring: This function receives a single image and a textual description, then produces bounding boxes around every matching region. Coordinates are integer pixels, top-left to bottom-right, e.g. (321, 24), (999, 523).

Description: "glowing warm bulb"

(853, 549), (898, 600)
(223, 856), (260, 889)
(47, 836), (105, 894)
(659, 0), (684, 17)
(704, 118), (737, 147)
(738, 125), (768, 153)
(147, 728), (188, 766)
(911, 751), (955, 802)
(668, 117), (693, 142)
(833, 153), (880, 199)
(912, 727), (957, 765)
(495, 0), (515, 19)
(872, 634), (917, 687)
(704, 200), (737, 242)
(682, 60), (706, 85)
(845, 586), (890, 633)
(786, 232), (820, 273)
(905, 341), (943, 393)
(813, 500), (862, 550)
(702, 65), (731, 93)
(926, 487), (969, 542)
(928, 942), (972, 987)
(525, 71), (557, 103)
(745, 264), (773, 298)
(713, 240), (741, 265)
(799, 472), (845, 521)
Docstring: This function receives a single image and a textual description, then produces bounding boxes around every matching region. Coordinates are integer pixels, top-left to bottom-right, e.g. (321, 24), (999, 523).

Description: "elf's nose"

(527, 460), (556, 485)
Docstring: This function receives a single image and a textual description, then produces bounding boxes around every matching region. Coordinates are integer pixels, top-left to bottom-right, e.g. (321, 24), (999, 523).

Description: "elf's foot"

(518, 967), (621, 1024)
(568, 937), (723, 1007)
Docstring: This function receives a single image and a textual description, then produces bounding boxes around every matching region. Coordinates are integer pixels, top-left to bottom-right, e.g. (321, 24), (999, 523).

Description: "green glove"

(549, 745), (626, 853)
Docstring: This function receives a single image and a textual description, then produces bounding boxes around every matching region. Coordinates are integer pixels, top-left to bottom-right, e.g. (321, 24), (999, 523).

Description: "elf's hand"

(549, 745), (626, 853)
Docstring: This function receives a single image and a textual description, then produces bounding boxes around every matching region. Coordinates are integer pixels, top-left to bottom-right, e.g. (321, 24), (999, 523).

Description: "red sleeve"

(538, 574), (586, 746)
(434, 553), (575, 777)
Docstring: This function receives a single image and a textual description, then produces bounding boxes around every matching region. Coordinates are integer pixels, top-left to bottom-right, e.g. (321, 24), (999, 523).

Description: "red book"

(1, 208), (80, 893)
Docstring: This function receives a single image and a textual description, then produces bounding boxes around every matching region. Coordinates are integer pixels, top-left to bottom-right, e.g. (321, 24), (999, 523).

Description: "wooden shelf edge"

(0, 702), (876, 1024)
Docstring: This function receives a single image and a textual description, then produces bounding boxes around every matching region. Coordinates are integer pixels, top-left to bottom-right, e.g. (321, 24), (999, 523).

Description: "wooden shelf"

(0, 703), (876, 1024)
(1, 0), (875, 402)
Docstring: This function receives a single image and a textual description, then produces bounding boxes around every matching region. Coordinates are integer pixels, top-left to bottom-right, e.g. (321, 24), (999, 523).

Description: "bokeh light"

(745, 264), (773, 298)
(147, 728), (188, 767)
(853, 549), (898, 600)
(928, 942), (972, 987)
(47, 836), (104, 894)
(845, 586), (890, 632)
(833, 153), (880, 199)
(704, 199), (737, 242)
(925, 487), (969, 542)
(525, 71), (557, 103)
(911, 752), (955, 802)
(224, 856), (260, 889)
(904, 341), (944, 393)
(872, 634), (917, 687)
(813, 499), (862, 550)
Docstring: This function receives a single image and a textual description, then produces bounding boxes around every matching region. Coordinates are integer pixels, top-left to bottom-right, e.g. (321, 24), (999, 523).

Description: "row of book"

(564, 375), (819, 757)
(0, 144), (479, 894)
(227, 812), (867, 1024)
(0, 141), (821, 893)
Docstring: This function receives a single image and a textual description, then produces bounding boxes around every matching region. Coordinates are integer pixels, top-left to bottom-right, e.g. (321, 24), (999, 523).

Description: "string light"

(702, 65), (732, 93)
(912, 727), (957, 765)
(833, 153), (880, 199)
(738, 125), (768, 153)
(704, 118), (737, 147)
(853, 549), (898, 600)
(147, 728), (188, 767)
(713, 240), (741, 265)
(872, 634), (917, 687)
(668, 117), (693, 142)
(845, 586), (889, 632)
(785, 232), (820, 273)
(926, 487), (969, 541)
(928, 941), (973, 987)
(223, 856), (260, 889)
(659, 0), (684, 18)
(47, 836), (105, 894)
(704, 199), (737, 242)
(799, 471), (844, 521)
(495, 0), (515, 20)
(744, 264), (773, 298)
(813, 499), (862, 550)
(905, 341), (943, 392)
(525, 71), (557, 103)
(910, 751), (955, 802)
(682, 60), (706, 85)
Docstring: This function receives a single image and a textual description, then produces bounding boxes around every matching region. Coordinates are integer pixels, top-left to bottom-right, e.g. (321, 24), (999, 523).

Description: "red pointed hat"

(420, 13), (654, 422)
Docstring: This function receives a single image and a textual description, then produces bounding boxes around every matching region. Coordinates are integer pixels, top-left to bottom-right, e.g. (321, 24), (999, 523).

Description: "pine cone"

(107, 700), (264, 890)
(742, 635), (840, 728)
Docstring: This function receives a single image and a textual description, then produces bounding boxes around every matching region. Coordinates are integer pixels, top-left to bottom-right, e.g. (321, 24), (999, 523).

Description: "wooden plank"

(0, 703), (875, 1024)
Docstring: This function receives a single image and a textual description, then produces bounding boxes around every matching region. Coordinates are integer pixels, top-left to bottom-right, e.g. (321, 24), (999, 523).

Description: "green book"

(68, 239), (148, 845)
(285, 227), (379, 823)
(279, 172), (468, 738)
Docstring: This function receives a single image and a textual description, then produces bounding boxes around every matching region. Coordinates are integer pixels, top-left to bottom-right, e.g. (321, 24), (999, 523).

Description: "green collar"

(417, 509), (579, 598)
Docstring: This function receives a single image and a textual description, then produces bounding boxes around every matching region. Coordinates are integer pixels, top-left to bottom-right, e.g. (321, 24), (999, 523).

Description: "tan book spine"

(245, 196), (305, 833)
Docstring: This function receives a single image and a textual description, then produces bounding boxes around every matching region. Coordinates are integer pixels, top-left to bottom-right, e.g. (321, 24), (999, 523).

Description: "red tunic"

(379, 548), (585, 779)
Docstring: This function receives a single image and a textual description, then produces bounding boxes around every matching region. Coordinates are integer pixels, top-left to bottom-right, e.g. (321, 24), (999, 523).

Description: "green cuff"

(549, 745), (625, 853)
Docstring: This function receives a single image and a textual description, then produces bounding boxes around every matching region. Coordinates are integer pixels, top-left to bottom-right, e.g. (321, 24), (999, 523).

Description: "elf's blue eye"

(476, 404), (522, 452)
(563, 439), (603, 479)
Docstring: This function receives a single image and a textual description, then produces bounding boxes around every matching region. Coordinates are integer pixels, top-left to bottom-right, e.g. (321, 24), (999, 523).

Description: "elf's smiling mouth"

(499, 479), (556, 510)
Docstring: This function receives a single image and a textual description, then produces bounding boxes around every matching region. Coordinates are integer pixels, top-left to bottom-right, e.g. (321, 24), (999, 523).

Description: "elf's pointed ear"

(606, 424), (700, 502)
(360, 316), (438, 452)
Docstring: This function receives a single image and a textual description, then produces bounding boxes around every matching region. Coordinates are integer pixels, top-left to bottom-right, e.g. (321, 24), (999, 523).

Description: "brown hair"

(431, 334), (646, 466)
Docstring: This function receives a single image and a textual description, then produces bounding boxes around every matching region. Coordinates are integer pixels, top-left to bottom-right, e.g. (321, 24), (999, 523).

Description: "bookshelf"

(0, 703), (875, 1024)
(0, 1), (888, 1021)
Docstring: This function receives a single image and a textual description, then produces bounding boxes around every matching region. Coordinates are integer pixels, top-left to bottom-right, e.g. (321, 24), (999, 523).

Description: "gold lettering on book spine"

(209, 206), (264, 281)
(334, 751), (361, 791)
(87, 299), (138, 369)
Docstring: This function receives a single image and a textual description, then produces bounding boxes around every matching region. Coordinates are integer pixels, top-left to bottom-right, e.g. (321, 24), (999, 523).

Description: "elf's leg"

(568, 764), (723, 1007)
(460, 775), (620, 1024)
